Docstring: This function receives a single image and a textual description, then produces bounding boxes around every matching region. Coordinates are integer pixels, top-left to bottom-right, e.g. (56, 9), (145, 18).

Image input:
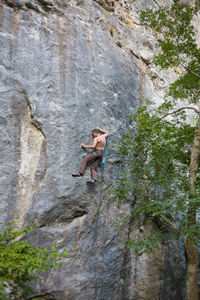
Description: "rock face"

(0, 0), (198, 299)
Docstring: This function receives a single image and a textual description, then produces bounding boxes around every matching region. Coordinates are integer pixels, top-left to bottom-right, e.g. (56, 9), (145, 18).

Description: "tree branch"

(159, 214), (178, 230)
(174, 36), (200, 78)
(158, 106), (200, 121)
(177, 58), (200, 79)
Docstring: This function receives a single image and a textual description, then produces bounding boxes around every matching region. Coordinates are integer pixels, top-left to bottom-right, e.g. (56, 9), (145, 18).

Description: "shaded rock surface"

(0, 0), (198, 299)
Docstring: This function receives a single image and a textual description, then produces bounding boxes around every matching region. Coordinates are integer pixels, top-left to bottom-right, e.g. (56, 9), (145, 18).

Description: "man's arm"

(81, 138), (97, 149)
(97, 127), (109, 137)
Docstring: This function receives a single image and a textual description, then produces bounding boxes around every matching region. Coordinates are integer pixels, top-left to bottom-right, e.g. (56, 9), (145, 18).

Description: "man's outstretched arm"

(97, 127), (109, 137)
(81, 138), (97, 149)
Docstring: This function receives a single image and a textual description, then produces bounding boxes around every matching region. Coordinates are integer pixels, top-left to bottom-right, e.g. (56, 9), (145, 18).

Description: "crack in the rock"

(31, 115), (46, 139)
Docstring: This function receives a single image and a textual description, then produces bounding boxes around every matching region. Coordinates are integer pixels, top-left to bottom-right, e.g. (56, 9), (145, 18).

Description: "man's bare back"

(94, 135), (107, 150)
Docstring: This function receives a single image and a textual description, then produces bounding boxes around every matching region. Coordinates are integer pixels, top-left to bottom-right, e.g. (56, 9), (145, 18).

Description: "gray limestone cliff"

(0, 0), (198, 299)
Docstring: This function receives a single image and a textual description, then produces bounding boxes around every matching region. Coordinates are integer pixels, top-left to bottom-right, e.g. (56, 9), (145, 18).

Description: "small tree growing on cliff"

(0, 223), (68, 299)
(112, 3), (200, 300)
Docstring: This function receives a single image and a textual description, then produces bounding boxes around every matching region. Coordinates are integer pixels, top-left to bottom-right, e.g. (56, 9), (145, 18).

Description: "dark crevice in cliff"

(93, 0), (115, 12)
(3, 0), (68, 15)
(23, 93), (46, 139)
(130, 49), (140, 60)
(38, 201), (88, 227)
(30, 291), (64, 300)
(25, 1), (44, 13)
(152, 0), (160, 8)
(130, 49), (151, 66)
(12, 87), (46, 140)
(31, 115), (46, 139)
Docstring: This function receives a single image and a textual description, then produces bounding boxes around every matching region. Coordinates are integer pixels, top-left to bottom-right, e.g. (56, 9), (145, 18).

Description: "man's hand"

(97, 127), (107, 132)
(97, 127), (109, 136)
(81, 143), (86, 148)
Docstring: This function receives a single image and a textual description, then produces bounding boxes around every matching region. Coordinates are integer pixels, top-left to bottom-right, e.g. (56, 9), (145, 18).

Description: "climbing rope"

(90, 138), (109, 300)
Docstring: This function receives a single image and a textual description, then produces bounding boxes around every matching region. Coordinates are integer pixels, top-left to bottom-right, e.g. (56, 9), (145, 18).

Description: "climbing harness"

(90, 138), (109, 300)
(93, 148), (104, 159)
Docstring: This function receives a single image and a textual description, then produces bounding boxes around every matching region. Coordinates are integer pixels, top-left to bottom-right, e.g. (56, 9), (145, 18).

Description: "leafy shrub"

(0, 223), (68, 299)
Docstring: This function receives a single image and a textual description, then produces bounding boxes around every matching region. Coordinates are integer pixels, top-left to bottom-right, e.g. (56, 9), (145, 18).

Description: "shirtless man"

(72, 127), (109, 183)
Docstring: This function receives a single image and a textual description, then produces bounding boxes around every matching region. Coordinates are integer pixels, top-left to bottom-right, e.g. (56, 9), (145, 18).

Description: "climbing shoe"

(72, 172), (82, 177)
(87, 179), (97, 184)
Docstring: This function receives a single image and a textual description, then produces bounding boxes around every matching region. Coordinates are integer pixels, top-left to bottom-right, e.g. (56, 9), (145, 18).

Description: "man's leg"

(90, 159), (101, 181)
(78, 153), (96, 175)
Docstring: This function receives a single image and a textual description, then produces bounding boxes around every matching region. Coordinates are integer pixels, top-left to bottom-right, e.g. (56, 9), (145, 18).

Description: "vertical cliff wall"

(0, 0), (197, 299)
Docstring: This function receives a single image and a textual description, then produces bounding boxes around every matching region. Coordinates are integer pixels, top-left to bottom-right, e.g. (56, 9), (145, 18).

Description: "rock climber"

(72, 127), (109, 184)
